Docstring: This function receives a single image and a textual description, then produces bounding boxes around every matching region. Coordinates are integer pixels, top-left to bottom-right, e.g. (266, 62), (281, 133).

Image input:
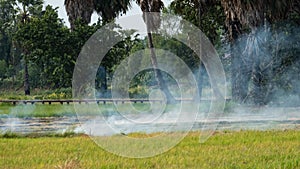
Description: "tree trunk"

(99, 66), (107, 98)
(251, 65), (269, 105)
(230, 18), (252, 103)
(9, 40), (14, 90)
(231, 48), (252, 103)
(24, 55), (30, 95)
(197, 62), (205, 100)
(146, 32), (177, 104)
(251, 47), (272, 106)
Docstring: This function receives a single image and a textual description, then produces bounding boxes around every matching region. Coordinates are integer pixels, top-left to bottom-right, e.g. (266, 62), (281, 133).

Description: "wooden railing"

(0, 98), (226, 105)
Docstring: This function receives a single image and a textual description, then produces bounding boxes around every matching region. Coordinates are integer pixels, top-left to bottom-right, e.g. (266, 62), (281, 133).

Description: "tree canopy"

(0, 0), (299, 106)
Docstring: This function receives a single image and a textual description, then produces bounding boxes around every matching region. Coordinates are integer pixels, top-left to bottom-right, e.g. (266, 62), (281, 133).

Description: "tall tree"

(64, 0), (176, 102)
(14, 0), (43, 95)
(65, 0), (132, 29)
(221, 0), (300, 105)
(136, 0), (177, 103)
(170, 0), (299, 104)
(170, 0), (225, 100)
(0, 0), (17, 66)
(64, 0), (94, 29)
(93, 0), (131, 21)
(15, 5), (74, 89)
(1, 0), (23, 86)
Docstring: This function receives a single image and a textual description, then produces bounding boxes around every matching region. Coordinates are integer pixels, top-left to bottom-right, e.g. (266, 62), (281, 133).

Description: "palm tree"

(65, 0), (132, 29)
(65, 0), (176, 102)
(16, 0), (44, 95)
(93, 0), (131, 21)
(188, 0), (298, 104)
(220, 0), (300, 104)
(220, 0), (297, 37)
(64, 0), (94, 29)
(136, 0), (177, 103)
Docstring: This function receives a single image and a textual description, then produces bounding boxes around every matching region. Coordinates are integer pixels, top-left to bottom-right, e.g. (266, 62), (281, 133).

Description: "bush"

(128, 86), (149, 98)
(42, 88), (71, 100)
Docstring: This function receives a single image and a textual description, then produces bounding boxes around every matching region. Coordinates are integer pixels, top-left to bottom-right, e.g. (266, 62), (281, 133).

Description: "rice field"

(0, 130), (299, 169)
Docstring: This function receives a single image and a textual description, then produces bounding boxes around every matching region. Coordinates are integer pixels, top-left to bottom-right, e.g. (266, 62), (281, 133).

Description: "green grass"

(0, 130), (299, 168)
(0, 131), (81, 138)
(0, 103), (150, 117)
(0, 88), (72, 100)
(0, 104), (76, 117)
(0, 102), (211, 118)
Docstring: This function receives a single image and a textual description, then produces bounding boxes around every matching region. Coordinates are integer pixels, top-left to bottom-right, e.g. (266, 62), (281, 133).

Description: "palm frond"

(136, 0), (164, 31)
(94, 0), (132, 21)
(64, 0), (94, 29)
(221, 0), (264, 28)
(220, 0), (299, 41)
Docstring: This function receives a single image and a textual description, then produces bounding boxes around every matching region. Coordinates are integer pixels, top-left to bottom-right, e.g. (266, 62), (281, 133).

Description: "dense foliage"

(0, 0), (299, 105)
(0, 0), (140, 96)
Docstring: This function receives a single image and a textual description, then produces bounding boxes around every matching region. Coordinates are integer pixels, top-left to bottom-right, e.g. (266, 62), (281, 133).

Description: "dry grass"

(55, 158), (81, 169)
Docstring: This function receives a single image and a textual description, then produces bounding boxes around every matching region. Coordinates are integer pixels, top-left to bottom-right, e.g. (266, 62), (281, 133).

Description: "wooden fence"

(0, 98), (203, 105)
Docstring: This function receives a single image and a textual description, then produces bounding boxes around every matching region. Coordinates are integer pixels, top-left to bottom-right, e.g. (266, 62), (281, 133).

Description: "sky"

(44, 0), (172, 27)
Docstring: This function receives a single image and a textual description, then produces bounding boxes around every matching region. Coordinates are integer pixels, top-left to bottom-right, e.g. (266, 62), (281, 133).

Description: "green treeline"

(0, 0), (299, 106)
